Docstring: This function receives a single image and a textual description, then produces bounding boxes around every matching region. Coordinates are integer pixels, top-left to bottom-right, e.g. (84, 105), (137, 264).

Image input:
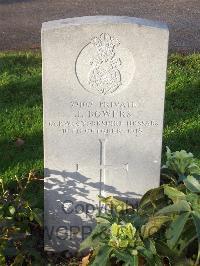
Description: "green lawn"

(0, 52), (200, 183)
(0, 52), (42, 182)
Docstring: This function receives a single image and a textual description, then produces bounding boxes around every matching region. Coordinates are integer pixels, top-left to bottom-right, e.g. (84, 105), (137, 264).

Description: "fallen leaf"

(81, 253), (90, 266)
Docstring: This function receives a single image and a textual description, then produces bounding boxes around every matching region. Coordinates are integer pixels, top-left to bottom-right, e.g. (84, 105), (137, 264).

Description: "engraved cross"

(75, 139), (129, 196)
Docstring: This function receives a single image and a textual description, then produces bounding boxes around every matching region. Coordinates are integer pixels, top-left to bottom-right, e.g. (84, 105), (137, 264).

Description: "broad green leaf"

(188, 163), (200, 175)
(192, 211), (200, 265)
(156, 200), (191, 215)
(166, 212), (190, 249)
(99, 196), (132, 212)
(141, 216), (171, 238)
(155, 240), (178, 264)
(144, 239), (157, 255)
(113, 249), (138, 266)
(137, 246), (162, 266)
(96, 215), (111, 224)
(177, 221), (197, 255)
(156, 240), (190, 264)
(32, 208), (43, 226)
(186, 193), (200, 212)
(151, 255), (163, 266)
(164, 186), (186, 203)
(138, 186), (165, 214)
(161, 167), (177, 183)
(90, 245), (112, 266)
(165, 147), (199, 178)
(184, 175), (200, 193)
(192, 174), (200, 181)
(9, 206), (15, 215)
(79, 223), (109, 252)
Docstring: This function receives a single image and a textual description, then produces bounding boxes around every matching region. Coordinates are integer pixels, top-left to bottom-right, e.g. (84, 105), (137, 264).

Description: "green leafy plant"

(80, 148), (200, 266)
(0, 172), (76, 266)
(109, 222), (137, 248)
(141, 175), (200, 265)
(80, 196), (162, 266)
(0, 171), (44, 266)
(162, 147), (200, 183)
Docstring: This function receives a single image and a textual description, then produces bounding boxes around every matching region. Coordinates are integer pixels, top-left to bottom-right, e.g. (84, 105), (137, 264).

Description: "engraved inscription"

(89, 33), (122, 95)
(48, 100), (159, 136)
(75, 34), (135, 95)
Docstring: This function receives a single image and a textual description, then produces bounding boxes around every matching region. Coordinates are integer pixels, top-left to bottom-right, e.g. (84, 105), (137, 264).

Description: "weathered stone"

(42, 16), (169, 252)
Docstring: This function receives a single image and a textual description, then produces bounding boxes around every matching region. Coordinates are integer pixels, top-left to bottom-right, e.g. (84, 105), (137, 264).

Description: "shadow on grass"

(0, 52), (43, 181)
(163, 125), (200, 158)
(0, 131), (43, 180)
(0, 52), (42, 107)
(164, 79), (200, 125)
(162, 63), (200, 161)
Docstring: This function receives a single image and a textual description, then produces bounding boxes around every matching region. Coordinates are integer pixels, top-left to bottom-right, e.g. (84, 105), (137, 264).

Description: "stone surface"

(42, 16), (169, 252)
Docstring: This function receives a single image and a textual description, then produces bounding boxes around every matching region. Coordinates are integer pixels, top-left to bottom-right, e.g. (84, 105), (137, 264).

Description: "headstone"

(42, 16), (169, 252)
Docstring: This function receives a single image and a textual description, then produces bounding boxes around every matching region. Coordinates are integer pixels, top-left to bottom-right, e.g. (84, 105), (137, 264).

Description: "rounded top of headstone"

(42, 16), (168, 32)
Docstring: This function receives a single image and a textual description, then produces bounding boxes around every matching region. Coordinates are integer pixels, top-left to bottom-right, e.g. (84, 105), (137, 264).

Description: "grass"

(0, 52), (200, 184)
(0, 52), (42, 183)
(163, 54), (200, 159)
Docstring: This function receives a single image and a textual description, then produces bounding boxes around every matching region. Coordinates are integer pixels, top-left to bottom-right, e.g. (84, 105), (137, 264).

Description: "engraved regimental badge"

(88, 33), (121, 95)
(75, 33), (135, 96)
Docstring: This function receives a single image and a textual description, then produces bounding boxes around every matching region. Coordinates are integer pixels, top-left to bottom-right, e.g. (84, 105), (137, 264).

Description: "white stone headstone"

(42, 16), (169, 252)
